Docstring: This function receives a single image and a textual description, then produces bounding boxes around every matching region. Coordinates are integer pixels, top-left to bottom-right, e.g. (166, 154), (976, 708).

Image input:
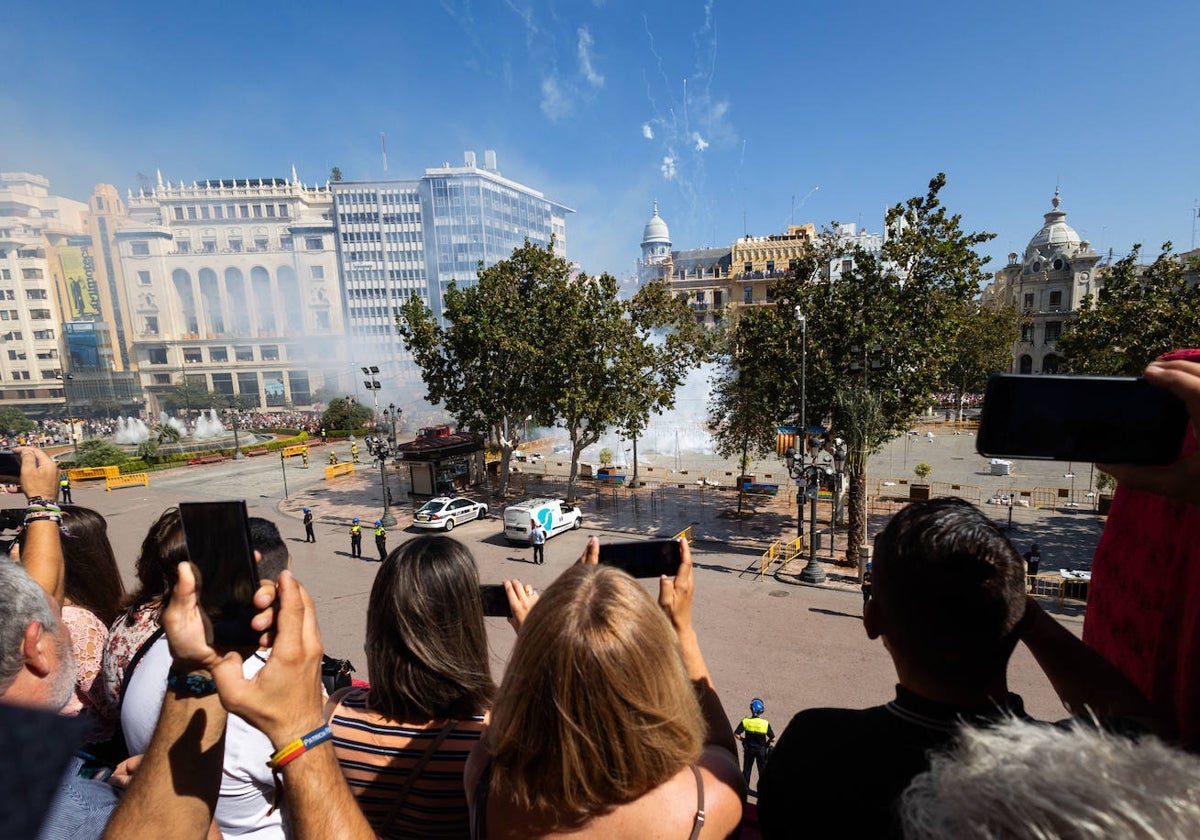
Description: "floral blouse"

(61, 605), (116, 742)
(98, 603), (162, 716)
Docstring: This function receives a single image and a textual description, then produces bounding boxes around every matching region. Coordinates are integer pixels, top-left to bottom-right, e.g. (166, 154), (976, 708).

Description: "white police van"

(503, 497), (583, 545)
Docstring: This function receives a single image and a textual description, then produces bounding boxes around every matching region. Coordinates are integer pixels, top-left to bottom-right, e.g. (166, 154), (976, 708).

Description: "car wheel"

(573, 516), (582, 529)
(444, 518), (455, 532)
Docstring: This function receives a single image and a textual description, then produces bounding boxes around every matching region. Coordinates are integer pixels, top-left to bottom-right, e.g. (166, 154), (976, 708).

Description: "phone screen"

(479, 584), (513, 617)
(598, 539), (683, 578)
(0, 451), (21, 483)
(179, 501), (261, 648)
(976, 374), (1189, 464)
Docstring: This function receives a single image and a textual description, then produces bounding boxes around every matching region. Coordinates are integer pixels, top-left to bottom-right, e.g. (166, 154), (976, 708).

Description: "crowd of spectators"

(3, 356), (1200, 839)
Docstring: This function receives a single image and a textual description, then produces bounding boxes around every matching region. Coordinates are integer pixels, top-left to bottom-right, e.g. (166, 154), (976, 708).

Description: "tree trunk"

(846, 467), (867, 565)
(630, 433), (640, 488)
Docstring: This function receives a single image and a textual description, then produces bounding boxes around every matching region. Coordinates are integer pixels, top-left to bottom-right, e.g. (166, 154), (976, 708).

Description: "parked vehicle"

(503, 497), (582, 544)
(412, 496), (489, 531)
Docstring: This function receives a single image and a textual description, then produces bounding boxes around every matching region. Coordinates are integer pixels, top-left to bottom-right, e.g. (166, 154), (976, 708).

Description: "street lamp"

(56, 371), (78, 459)
(362, 366), (381, 419)
(227, 402), (245, 460)
(784, 437), (847, 585)
(368, 404), (401, 528)
(794, 306), (806, 434)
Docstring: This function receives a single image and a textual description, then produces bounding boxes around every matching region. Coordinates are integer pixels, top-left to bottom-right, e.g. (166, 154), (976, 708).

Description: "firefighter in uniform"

(734, 698), (775, 789)
(351, 441), (361, 464)
(303, 507), (315, 543)
(349, 517), (362, 558)
(301, 447), (309, 469)
(59, 472), (72, 504)
(374, 520), (387, 562)
(329, 449), (339, 465)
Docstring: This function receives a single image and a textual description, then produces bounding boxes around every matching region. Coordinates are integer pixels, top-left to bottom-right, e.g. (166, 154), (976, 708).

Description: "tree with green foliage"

(769, 174), (996, 563)
(75, 438), (129, 468)
(161, 378), (214, 416)
(709, 307), (789, 513)
(321, 397), (373, 437)
(397, 239), (561, 496)
(0, 406), (35, 437)
(941, 299), (1021, 417)
(1059, 244), (1200, 375)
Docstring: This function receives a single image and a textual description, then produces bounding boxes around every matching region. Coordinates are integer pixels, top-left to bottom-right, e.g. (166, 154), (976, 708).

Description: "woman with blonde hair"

(466, 536), (744, 838)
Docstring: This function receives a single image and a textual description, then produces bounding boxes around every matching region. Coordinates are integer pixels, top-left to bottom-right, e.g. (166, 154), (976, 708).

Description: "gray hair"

(0, 558), (59, 694)
(901, 716), (1200, 839)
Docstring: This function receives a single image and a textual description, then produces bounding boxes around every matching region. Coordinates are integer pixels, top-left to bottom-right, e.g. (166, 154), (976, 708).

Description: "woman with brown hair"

(328, 535), (495, 838)
(466, 536), (745, 839)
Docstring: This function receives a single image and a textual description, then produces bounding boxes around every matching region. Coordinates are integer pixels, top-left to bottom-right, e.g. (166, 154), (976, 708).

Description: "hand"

(162, 562), (279, 672)
(502, 579), (540, 632)
(657, 538), (695, 635)
(109, 754), (144, 788)
(208, 569), (327, 748)
(576, 535), (599, 565)
(1099, 359), (1200, 505)
(15, 446), (60, 501)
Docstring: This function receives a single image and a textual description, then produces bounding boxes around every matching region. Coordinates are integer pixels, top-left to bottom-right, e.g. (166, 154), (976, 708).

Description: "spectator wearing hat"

(374, 520), (387, 562)
(348, 518), (362, 558)
(303, 508), (315, 543)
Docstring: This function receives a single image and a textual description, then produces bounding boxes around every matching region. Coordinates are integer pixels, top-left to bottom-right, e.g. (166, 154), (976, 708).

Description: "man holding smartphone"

(530, 519), (546, 565)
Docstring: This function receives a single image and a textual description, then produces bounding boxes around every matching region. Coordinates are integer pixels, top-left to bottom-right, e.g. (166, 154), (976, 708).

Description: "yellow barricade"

(282, 444), (309, 458)
(674, 525), (694, 543)
(69, 466), (119, 482)
(105, 473), (149, 491)
(324, 462), (355, 480)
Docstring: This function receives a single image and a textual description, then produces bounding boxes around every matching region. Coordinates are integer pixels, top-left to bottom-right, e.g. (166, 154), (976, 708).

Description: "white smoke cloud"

(661, 155), (677, 180)
(642, 123), (654, 140)
(692, 132), (709, 152)
(540, 76), (572, 120)
(577, 27), (604, 87)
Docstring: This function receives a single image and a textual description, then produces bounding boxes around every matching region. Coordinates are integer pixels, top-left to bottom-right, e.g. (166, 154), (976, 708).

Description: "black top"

(757, 685), (1028, 839)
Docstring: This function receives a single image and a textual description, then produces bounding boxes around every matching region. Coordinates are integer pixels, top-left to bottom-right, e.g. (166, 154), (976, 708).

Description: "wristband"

(26, 497), (59, 511)
(267, 724), (333, 770)
(167, 669), (217, 697)
(24, 512), (62, 526)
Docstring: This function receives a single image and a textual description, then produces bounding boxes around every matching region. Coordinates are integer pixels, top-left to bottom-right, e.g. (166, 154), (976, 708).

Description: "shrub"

(914, 462), (933, 481)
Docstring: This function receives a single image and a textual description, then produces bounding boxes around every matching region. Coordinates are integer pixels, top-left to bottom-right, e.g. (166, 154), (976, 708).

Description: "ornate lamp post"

(362, 366), (381, 420)
(227, 403), (245, 460)
(56, 371), (78, 459)
(368, 403), (401, 528)
(784, 438), (847, 585)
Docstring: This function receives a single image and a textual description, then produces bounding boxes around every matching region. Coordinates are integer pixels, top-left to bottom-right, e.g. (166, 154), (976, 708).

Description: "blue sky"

(5, 0), (1199, 279)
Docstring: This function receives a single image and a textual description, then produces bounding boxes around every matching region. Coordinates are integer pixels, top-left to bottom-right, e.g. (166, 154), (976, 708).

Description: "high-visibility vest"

(740, 717), (770, 736)
(375, 527), (386, 539)
(350, 525), (361, 536)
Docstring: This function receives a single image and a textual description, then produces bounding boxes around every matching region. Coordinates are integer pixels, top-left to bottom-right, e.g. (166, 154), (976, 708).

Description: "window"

(766, 260), (775, 273)
(713, 290), (722, 307)
(21, 268), (44, 279)
(1023, 293), (1034, 310)
(183, 348), (203, 363)
(137, 270), (152, 286)
(147, 348), (168, 365)
(200, 205), (210, 220)
(131, 241), (150, 256)
(239, 205), (249, 219)
(315, 311), (330, 330)
(29, 309), (50, 320)
(177, 240), (191, 254)
(201, 240), (216, 253)
(41, 369), (57, 380)
(144, 317), (158, 335)
(310, 265), (324, 279)
(252, 205), (263, 218)
(254, 237), (268, 251)
(1021, 323), (1034, 342)
(187, 206), (197, 220)
(13, 370), (30, 380)
(235, 346), (254, 362)
(25, 289), (47, 300)
(744, 285), (753, 304)
(280, 236), (293, 251)
(0, 269), (9, 279)
(743, 262), (753, 274)
(695, 290), (705, 302)
(1048, 290), (1062, 308)
(36, 350), (57, 359)
(305, 237), (323, 250)
(33, 329), (54, 341)
(278, 204), (289, 218)
(2, 290), (12, 299)
(229, 239), (242, 253)
(265, 205), (276, 218)
(174, 207), (184, 221)
(209, 347), (228, 363)
(261, 345), (279, 361)
(1045, 321), (1062, 342)
(7, 350), (25, 360)
(153, 373), (171, 384)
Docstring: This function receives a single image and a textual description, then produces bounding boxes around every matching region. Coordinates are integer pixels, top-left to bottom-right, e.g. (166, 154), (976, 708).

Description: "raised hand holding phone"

(179, 501), (262, 648)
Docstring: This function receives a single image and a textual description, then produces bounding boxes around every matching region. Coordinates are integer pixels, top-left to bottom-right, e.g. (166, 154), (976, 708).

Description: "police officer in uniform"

(349, 517), (362, 558)
(734, 698), (775, 789)
(59, 472), (72, 504)
(303, 507), (315, 543)
(374, 519), (387, 562)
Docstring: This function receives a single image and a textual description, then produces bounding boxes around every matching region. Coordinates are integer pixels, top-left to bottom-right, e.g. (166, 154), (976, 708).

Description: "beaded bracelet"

(267, 724), (333, 770)
(26, 497), (59, 511)
(23, 512), (62, 526)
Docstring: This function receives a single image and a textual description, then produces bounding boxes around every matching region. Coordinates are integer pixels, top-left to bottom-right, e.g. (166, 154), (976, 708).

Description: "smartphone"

(0, 451), (21, 483)
(479, 584), (513, 617)
(178, 501), (261, 647)
(977, 374), (1189, 464)
(598, 539), (683, 578)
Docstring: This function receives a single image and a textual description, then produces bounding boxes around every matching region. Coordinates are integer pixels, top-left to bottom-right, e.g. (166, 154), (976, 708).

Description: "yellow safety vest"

(740, 717), (770, 735)
(350, 525), (361, 536)
(375, 527), (385, 538)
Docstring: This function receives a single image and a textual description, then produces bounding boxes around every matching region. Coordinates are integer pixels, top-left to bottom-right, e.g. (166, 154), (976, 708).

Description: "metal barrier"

(324, 463), (355, 480)
(105, 472), (149, 491)
(930, 481), (983, 506)
(68, 466), (119, 482)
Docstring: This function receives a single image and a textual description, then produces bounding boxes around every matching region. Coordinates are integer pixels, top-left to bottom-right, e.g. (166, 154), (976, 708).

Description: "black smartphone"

(178, 501), (261, 648)
(0, 451), (21, 483)
(479, 584), (513, 617)
(977, 374), (1189, 464)
(598, 539), (684, 578)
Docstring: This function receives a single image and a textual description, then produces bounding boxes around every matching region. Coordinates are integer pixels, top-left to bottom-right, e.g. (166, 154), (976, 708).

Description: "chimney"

(484, 150), (497, 171)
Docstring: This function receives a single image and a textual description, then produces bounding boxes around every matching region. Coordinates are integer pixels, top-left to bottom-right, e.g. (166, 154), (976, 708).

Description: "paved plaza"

(22, 425), (1106, 769)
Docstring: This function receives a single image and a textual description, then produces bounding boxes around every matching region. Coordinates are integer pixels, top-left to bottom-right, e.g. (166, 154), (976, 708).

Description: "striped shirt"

(330, 686), (487, 839)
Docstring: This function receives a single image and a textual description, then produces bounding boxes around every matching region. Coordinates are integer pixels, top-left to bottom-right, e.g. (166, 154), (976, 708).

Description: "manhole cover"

(768, 590), (789, 598)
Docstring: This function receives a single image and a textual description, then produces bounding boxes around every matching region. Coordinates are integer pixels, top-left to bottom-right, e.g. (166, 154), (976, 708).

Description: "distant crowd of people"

(3, 356), (1200, 839)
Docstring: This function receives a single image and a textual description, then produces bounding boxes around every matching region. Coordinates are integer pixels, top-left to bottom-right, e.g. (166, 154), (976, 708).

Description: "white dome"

(642, 200), (671, 246)
(1025, 188), (1081, 258)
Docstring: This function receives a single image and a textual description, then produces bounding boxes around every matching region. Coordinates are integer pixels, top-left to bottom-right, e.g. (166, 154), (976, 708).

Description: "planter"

(909, 484), (931, 501)
(1097, 493), (1114, 515)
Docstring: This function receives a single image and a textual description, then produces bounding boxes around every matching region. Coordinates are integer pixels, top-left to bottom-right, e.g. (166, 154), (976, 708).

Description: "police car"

(412, 496), (489, 531)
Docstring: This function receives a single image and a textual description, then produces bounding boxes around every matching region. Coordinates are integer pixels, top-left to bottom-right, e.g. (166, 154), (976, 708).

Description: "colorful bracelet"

(26, 497), (59, 510)
(267, 724), (333, 770)
(24, 512), (62, 526)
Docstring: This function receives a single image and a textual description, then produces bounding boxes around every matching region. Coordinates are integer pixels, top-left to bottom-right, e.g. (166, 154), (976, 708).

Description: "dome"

(1025, 188), (1081, 258)
(642, 200), (671, 246)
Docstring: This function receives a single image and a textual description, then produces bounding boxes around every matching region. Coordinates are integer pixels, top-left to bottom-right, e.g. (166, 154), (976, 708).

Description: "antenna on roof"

(380, 133), (388, 174)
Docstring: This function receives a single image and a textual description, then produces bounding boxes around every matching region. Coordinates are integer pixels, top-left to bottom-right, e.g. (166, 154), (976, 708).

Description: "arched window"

(1019, 354), (1033, 374)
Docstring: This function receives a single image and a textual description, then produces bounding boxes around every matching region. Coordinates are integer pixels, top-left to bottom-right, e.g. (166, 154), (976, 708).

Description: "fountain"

(192, 409), (227, 440)
(98, 408), (272, 457)
(113, 416), (151, 444)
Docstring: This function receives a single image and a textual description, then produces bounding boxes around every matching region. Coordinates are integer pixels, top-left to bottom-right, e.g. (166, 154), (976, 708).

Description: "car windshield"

(417, 500), (444, 513)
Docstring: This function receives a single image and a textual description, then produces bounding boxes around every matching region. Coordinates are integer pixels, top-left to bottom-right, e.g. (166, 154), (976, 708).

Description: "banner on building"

(58, 246), (101, 319)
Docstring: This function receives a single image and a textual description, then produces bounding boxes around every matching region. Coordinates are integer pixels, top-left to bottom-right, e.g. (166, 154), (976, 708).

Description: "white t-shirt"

(122, 638), (287, 838)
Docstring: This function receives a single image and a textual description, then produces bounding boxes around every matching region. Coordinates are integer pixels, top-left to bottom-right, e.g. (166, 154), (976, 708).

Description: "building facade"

(0, 172), (89, 416)
(984, 190), (1101, 374)
(331, 150), (572, 376)
(111, 172), (344, 411)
